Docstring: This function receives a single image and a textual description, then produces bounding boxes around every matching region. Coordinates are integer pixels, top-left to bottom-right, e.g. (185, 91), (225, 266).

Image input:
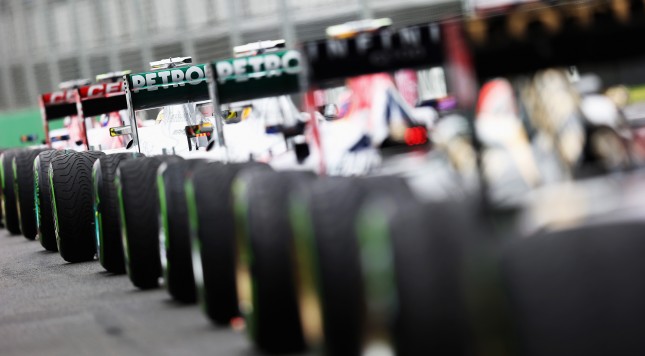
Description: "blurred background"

(0, 0), (459, 111)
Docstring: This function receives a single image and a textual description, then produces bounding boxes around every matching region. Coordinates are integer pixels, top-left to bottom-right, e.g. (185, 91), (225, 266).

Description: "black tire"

(35, 150), (73, 251)
(118, 156), (179, 289)
(50, 151), (106, 262)
(0, 149), (4, 228)
(1, 149), (22, 235)
(158, 158), (206, 303)
(234, 170), (315, 353)
(291, 176), (412, 355)
(93, 152), (144, 274)
(502, 222), (645, 356)
(187, 162), (270, 325)
(386, 201), (474, 356)
(14, 149), (51, 240)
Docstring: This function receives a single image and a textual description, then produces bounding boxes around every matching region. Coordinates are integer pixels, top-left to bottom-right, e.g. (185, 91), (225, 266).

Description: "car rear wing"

(75, 81), (127, 118)
(124, 64), (209, 111)
(207, 49), (302, 104)
(96, 70), (131, 83)
(39, 90), (78, 147)
(464, 0), (645, 81)
(39, 90), (77, 122)
(39, 78), (92, 147)
(302, 22), (445, 88)
(123, 63), (210, 149)
(205, 49), (304, 148)
(298, 21), (457, 173)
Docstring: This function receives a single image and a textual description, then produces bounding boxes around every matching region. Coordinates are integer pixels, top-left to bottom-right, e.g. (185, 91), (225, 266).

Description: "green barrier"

(0, 108), (64, 149)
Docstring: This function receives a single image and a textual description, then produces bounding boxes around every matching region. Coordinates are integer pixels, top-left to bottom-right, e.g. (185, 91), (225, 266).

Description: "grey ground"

(0, 229), (264, 356)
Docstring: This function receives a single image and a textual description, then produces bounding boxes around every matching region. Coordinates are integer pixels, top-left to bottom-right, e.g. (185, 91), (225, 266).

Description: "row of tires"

(0, 147), (643, 355)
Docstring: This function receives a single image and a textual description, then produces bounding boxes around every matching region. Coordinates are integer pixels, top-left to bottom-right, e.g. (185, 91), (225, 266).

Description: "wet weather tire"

(50, 151), (105, 262)
(187, 162), (270, 325)
(118, 156), (176, 289)
(14, 149), (50, 240)
(235, 170), (315, 353)
(0, 149), (5, 228)
(35, 150), (72, 251)
(158, 158), (205, 303)
(1, 149), (22, 235)
(296, 176), (412, 355)
(388, 201), (472, 356)
(93, 152), (144, 274)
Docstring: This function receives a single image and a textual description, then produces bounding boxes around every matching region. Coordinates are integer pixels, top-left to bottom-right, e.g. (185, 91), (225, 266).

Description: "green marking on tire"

(0, 154), (5, 227)
(156, 166), (170, 287)
(232, 178), (258, 340)
(356, 203), (396, 351)
(48, 163), (61, 251)
(0, 154), (5, 191)
(92, 162), (104, 265)
(116, 172), (133, 278)
(12, 157), (22, 228)
(357, 205), (396, 311)
(289, 194), (326, 349)
(185, 179), (206, 314)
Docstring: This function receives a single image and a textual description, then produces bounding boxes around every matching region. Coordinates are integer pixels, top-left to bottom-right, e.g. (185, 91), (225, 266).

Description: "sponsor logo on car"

(130, 65), (206, 92)
(43, 90), (75, 105)
(79, 82), (125, 99)
(214, 50), (302, 84)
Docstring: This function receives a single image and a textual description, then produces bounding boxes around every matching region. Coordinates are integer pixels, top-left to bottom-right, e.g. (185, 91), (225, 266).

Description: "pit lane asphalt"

(0, 229), (295, 356)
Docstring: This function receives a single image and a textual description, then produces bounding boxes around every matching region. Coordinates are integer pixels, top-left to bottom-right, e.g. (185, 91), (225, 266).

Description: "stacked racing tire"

(157, 158), (206, 303)
(13, 148), (51, 240)
(118, 156), (180, 289)
(233, 170), (315, 353)
(1, 149), (23, 235)
(289, 176), (414, 354)
(93, 152), (144, 273)
(50, 151), (106, 262)
(35, 150), (74, 251)
(0, 149), (4, 228)
(186, 162), (271, 325)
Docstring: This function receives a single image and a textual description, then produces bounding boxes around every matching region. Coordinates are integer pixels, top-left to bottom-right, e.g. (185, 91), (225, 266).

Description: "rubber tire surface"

(236, 170), (314, 353)
(14, 149), (50, 240)
(502, 222), (645, 356)
(189, 162), (270, 325)
(301, 176), (412, 356)
(35, 150), (72, 251)
(0, 149), (4, 228)
(119, 156), (177, 289)
(50, 151), (106, 262)
(159, 158), (205, 303)
(93, 152), (144, 274)
(388, 201), (473, 356)
(1, 149), (22, 235)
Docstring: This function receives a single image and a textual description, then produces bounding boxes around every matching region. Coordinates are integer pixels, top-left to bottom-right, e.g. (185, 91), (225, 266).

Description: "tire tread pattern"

(2, 150), (22, 235)
(15, 149), (50, 239)
(162, 158), (204, 303)
(94, 153), (143, 273)
(241, 170), (314, 353)
(306, 176), (412, 356)
(51, 151), (105, 262)
(190, 162), (270, 324)
(36, 150), (71, 251)
(119, 156), (170, 289)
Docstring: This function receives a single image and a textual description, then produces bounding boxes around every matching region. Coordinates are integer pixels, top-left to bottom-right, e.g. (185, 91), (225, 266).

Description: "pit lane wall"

(0, 109), (64, 149)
